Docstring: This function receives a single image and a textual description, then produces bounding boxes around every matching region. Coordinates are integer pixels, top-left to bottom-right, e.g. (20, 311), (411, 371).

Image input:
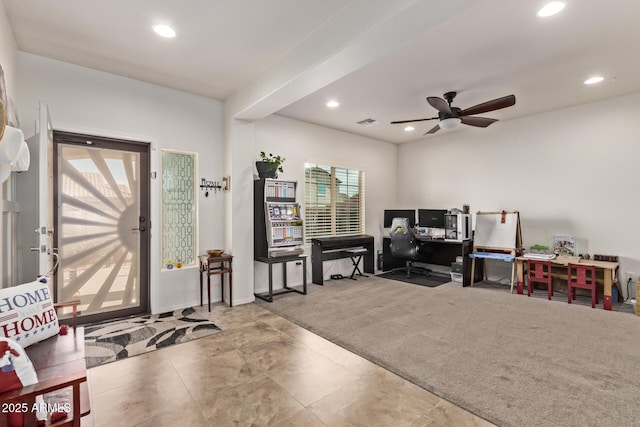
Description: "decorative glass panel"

(162, 150), (197, 268)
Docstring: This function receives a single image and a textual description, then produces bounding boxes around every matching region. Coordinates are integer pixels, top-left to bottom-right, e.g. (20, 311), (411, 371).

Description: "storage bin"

(451, 262), (463, 273)
(450, 272), (463, 283)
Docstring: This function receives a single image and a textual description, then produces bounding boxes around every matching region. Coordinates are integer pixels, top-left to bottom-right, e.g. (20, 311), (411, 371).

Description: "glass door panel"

(57, 143), (144, 318)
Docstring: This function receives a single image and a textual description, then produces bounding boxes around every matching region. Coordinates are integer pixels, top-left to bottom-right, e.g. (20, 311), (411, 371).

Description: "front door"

(53, 131), (150, 323)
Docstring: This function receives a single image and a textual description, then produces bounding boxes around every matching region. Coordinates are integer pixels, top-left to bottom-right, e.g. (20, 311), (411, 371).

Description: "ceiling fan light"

(439, 117), (461, 129)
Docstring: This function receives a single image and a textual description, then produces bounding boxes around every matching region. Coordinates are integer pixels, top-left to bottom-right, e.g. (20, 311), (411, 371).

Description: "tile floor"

(82, 303), (494, 427)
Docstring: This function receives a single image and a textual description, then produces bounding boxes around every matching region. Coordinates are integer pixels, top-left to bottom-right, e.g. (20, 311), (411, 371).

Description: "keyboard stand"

(346, 248), (369, 280)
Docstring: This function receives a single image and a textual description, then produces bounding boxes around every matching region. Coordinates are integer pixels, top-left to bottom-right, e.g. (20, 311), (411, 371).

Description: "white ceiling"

(5, 0), (640, 144)
(3, 0), (348, 99)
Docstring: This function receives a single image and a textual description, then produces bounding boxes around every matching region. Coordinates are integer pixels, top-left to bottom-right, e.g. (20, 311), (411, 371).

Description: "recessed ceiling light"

(153, 24), (176, 38)
(537, 1), (566, 17)
(584, 76), (604, 85)
(326, 100), (340, 108)
(404, 126), (415, 132)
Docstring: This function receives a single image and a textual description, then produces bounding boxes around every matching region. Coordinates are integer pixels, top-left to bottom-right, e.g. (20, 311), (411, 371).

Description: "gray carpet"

(84, 307), (221, 368)
(256, 275), (640, 427)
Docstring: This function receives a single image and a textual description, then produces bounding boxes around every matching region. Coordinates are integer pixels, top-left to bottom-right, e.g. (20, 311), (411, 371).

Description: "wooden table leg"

(603, 267), (613, 310)
(510, 261), (516, 294)
(228, 261), (233, 307)
(72, 382), (81, 427)
(221, 272), (225, 307)
(22, 395), (37, 427)
(207, 268), (212, 312)
(470, 257), (476, 287)
(200, 267), (203, 307)
(516, 259), (524, 294)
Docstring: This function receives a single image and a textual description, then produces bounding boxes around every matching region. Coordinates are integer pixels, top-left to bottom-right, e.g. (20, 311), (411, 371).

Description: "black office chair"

(389, 217), (429, 278)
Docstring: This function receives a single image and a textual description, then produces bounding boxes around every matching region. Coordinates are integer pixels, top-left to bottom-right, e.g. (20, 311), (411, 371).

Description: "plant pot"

(256, 161), (277, 179)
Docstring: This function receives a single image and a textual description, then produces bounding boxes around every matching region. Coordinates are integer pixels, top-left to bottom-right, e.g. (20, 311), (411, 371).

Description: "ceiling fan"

(391, 91), (516, 135)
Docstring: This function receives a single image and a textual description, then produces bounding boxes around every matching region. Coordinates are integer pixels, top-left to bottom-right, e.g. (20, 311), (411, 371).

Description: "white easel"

(470, 211), (523, 293)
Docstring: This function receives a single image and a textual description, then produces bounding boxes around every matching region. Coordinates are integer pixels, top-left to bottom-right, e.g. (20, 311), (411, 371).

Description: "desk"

(515, 256), (619, 310)
(382, 237), (480, 287)
(199, 254), (233, 311)
(311, 235), (374, 285)
(255, 255), (307, 302)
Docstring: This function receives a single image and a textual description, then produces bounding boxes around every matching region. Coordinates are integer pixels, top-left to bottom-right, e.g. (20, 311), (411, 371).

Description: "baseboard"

(153, 294), (260, 313)
(235, 296), (257, 305)
(152, 299), (219, 314)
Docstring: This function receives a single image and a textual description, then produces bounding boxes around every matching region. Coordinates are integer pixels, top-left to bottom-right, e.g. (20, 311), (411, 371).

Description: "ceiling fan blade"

(427, 97), (452, 114)
(424, 124), (440, 135)
(460, 95), (516, 116)
(390, 117), (438, 124)
(460, 116), (498, 128)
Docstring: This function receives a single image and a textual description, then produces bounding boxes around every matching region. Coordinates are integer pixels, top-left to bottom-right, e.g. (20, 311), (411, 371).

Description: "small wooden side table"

(199, 254), (233, 311)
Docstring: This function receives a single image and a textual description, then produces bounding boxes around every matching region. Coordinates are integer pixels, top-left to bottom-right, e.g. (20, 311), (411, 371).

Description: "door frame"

(52, 130), (151, 324)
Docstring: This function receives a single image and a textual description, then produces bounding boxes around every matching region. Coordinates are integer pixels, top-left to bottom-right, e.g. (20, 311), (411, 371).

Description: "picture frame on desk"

(553, 235), (588, 257)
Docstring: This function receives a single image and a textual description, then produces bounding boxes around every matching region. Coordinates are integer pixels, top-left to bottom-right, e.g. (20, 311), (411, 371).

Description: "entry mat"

(84, 307), (221, 369)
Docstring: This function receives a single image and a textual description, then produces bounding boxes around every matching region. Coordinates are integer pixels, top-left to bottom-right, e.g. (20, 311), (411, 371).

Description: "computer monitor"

(383, 209), (415, 228)
(418, 209), (447, 228)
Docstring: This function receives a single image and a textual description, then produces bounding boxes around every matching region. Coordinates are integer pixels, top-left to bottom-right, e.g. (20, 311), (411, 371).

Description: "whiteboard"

(474, 212), (519, 249)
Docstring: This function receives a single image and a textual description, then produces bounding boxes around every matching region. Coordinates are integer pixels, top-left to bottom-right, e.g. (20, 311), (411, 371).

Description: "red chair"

(527, 259), (553, 300)
(568, 263), (598, 308)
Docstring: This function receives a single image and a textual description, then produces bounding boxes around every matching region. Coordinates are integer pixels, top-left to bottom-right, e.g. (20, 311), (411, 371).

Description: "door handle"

(132, 226), (147, 232)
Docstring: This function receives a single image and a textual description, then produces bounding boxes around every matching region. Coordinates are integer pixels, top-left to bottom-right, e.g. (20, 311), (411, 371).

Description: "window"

(304, 163), (364, 240)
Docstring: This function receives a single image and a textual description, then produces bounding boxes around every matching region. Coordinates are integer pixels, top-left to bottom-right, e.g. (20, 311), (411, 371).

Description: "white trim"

(153, 299), (219, 314)
(233, 296), (256, 306)
(153, 296), (255, 314)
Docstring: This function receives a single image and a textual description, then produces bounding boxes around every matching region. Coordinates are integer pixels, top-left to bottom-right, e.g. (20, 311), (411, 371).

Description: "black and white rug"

(84, 307), (221, 369)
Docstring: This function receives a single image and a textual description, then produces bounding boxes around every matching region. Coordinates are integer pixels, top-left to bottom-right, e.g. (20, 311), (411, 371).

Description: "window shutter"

(304, 163), (364, 241)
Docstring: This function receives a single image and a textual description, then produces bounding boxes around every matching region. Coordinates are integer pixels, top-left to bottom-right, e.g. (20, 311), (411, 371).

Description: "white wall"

(16, 52), (226, 312)
(398, 92), (640, 299)
(0, 1), (16, 98)
(223, 117), (255, 305)
(0, 0), (18, 286)
(252, 114), (397, 292)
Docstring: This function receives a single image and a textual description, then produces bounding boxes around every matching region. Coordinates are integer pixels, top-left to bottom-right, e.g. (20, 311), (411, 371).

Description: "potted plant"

(256, 151), (285, 179)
